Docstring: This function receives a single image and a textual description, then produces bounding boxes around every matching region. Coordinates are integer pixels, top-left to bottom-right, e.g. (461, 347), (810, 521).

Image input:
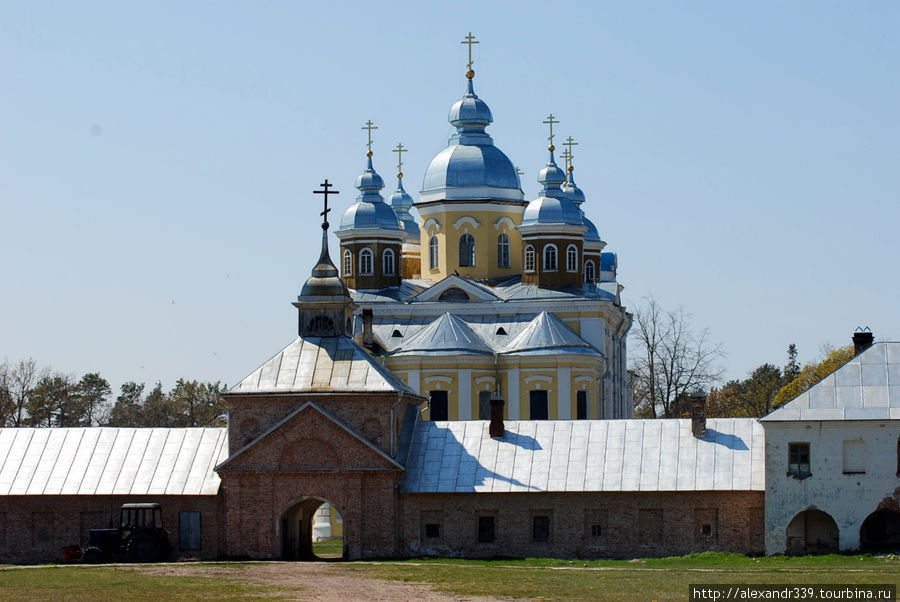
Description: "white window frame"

(584, 259), (596, 282)
(342, 249), (352, 277)
(566, 244), (578, 272)
(524, 244), (535, 272)
(459, 233), (476, 267)
(543, 244), (558, 271)
(429, 236), (439, 270)
(359, 248), (374, 275)
(497, 233), (510, 268)
(383, 248), (395, 276)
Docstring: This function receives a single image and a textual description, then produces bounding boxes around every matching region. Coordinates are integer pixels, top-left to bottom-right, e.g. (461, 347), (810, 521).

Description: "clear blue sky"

(2, 1), (897, 396)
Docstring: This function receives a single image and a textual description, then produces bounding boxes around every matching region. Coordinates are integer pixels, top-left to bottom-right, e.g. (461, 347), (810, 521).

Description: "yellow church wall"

(418, 204), (525, 281)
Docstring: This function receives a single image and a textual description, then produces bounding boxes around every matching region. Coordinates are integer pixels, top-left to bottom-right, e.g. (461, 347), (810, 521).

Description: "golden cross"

(560, 149), (572, 171)
(461, 32), (479, 71)
(361, 120), (378, 154)
(393, 142), (407, 178)
(563, 136), (578, 167)
(516, 166), (524, 176)
(313, 179), (339, 227)
(542, 114), (559, 149)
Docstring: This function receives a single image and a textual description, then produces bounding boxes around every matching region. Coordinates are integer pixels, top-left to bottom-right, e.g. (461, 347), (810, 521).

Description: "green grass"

(350, 552), (900, 601)
(312, 537), (344, 559)
(0, 566), (288, 600)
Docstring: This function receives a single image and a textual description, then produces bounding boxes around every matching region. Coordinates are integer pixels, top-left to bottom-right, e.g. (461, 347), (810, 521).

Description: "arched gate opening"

(786, 509), (839, 555)
(279, 497), (345, 560)
(860, 508), (900, 552)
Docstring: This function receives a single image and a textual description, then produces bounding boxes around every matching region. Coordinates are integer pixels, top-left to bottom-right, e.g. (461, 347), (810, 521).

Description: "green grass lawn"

(351, 552), (900, 601)
(312, 537), (344, 559)
(0, 553), (896, 601)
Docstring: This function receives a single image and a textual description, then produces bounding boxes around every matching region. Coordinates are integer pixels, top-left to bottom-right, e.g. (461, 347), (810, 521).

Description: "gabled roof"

(229, 335), (415, 395)
(400, 418), (765, 493)
(761, 341), (900, 421)
(500, 311), (602, 356)
(216, 401), (404, 471)
(0, 427), (227, 496)
(390, 312), (493, 356)
(411, 274), (500, 302)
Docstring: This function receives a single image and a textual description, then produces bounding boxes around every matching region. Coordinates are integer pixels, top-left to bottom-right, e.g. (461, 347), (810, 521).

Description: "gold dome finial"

(466, 69), (475, 79)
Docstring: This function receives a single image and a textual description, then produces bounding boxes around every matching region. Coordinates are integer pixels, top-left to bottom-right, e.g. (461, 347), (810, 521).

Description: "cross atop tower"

(361, 120), (378, 155)
(563, 136), (578, 169)
(393, 142), (407, 178)
(313, 179), (339, 230)
(560, 149), (572, 171)
(542, 114), (559, 151)
(461, 32), (479, 73)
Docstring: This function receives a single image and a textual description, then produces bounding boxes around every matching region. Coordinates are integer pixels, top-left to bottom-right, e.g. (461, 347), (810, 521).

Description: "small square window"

(591, 524), (602, 538)
(478, 516), (495, 543)
(701, 524), (712, 537)
(425, 523), (440, 538)
(533, 515), (550, 542)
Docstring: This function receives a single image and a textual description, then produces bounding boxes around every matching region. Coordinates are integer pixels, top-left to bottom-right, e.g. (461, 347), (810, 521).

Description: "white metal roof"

(500, 311), (603, 356)
(400, 418), (765, 493)
(761, 342), (900, 421)
(230, 335), (415, 394)
(0, 427), (227, 496)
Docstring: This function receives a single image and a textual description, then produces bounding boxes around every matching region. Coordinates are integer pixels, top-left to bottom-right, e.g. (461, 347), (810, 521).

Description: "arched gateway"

(280, 497), (344, 560)
(214, 196), (424, 560)
(785, 509), (839, 555)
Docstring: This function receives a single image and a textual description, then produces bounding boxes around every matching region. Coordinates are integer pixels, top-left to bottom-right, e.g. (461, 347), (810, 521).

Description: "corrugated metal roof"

(0, 427), (227, 496)
(500, 311), (603, 356)
(230, 335), (415, 394)
(761, 341), (900, 421)
(400, 418), (765, 493)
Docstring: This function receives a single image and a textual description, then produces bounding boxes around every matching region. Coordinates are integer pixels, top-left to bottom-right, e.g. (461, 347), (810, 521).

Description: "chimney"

(690, 390), (707, 437)
(853, 328), (874, 356)
(489, 392), (505, 438)
(362, 308), (374, 349)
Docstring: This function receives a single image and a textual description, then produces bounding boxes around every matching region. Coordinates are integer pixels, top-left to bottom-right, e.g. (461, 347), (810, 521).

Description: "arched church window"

(497, 233), (510, 268)
(543, 244), (558, 271)
(342, 249), (352, 276)
(459, 234), (475, 267)
(429, 236), (439, 270)
(359, 248), (373, 275)
(584, 259), (596, 282)
(524, 245), (535, 272)
(566, 245), (578, 272)
(383, 248), (395, 276)
(308, 315), (335, 335)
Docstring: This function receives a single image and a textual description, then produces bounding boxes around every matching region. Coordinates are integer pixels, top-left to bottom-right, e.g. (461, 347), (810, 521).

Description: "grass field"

(0, 552), (896, 600)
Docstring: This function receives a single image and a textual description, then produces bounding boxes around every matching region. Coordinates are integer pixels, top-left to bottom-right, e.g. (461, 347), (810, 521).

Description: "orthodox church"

(329, 47), (632, 423)
(0, 35), (895, 564)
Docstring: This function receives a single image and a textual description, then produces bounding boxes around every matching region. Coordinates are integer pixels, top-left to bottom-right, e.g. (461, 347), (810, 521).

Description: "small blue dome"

(448, 79), (493, 128)
(339, 156), (403, 232)
(420, 77), (523, 203)
(583, 215), (602, 243)
(601, 252), (617, 272)
(389, 177), (420, 242)
(521, 149), (583, 226)
(563, 169), (586, 206)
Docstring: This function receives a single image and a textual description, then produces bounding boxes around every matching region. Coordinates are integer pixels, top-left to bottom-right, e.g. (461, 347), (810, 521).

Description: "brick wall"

(0, 494), (222, 563)
(399, 490), (765, 558)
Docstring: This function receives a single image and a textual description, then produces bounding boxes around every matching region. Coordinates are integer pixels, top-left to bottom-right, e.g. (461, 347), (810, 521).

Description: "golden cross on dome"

(560, 149), (572, 171)
(563, 136), (578, 164)
(361, 120), (378, 155)
(313, 179), (339, 228)
(542, 114), (559, 150)
(393, 143), (407, 178)
(461, 32), (479, 72)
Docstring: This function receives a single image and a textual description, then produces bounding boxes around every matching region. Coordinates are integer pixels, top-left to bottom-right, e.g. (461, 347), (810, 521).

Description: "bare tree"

(5, 359), (46, 426)
(630, 296), (725, 418)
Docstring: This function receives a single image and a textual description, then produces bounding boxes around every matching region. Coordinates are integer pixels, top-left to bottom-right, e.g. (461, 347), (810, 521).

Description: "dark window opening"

(425, 523), (441, 538)
(576, 390), (588, 420)
(788, 442), (811, 478)
(496, 327), (507, 335)
(391, 329), (403, 338)
(897, 437), (900, 477)
(591, 524), (602, 538)
(529, 390), (548, 420)
(533, 515), (550, 542)
(459, 234), (476, 267)
(702, 524), (712, 537)
(478, 516), (495, 543)
(438, 287), (470, 301)
(478, 390), (491, 420)
(429, 391), (449, 421)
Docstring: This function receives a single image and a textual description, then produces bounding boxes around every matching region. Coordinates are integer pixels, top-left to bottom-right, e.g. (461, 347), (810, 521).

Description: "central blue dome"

(420, 77), (523, 203)
(339, 156), (403, 232)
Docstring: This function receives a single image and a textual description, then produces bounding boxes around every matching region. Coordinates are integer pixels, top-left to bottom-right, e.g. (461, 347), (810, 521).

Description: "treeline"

(0, 359), (227, 428)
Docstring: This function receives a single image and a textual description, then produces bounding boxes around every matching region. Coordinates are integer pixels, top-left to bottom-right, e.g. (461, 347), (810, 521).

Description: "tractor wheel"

(127, 533), (162, 563)
(82, 546), (104, 564)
